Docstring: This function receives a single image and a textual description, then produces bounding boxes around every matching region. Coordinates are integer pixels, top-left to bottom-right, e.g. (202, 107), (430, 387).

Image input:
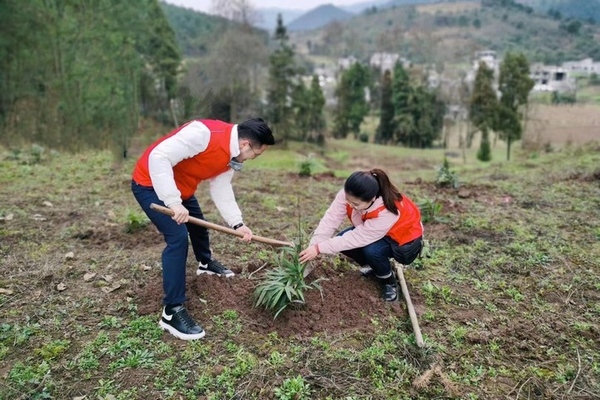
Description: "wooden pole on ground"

(394, 262), (424, 347)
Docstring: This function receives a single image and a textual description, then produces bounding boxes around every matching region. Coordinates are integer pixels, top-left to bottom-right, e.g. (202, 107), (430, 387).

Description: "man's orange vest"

(132, 119), (233, 200)
(346, 195), (423, 245)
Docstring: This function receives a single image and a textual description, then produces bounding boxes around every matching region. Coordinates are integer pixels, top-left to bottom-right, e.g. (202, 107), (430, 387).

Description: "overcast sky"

(163, 0), (367, 13)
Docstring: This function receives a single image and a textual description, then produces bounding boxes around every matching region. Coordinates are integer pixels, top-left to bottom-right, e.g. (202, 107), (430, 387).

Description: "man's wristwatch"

(233, 223), (244, 230)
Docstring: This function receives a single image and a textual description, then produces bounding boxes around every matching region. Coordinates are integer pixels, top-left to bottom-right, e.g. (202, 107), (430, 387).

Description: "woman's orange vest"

(346, 195), (423, 245)
(132, 119), (233, 200)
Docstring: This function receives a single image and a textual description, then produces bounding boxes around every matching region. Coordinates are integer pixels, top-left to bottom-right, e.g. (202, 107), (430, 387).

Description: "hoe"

(149, 203), (294, 247)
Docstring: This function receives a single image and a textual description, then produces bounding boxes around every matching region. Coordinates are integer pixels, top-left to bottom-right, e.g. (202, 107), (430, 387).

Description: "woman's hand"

(299, 245), (320, 263)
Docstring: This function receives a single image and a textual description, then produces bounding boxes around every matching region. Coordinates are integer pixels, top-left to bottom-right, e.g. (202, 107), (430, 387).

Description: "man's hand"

(299, 245), (319, 263)
(169, 204), (189, 224)
(236, 225), (253, 242)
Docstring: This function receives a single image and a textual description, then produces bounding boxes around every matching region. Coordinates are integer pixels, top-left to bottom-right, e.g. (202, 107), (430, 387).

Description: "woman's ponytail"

(370, 169), (402, 214)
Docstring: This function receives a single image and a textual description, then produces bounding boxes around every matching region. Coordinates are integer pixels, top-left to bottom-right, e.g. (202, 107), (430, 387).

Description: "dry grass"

(439, 103), (600, 153)
(524, 104), (600, 148)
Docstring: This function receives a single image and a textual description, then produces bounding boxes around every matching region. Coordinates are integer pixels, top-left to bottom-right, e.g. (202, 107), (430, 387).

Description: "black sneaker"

(159, 306), (205, 340)
(382, 283), (398, 302)
(196, 259), (234, 277)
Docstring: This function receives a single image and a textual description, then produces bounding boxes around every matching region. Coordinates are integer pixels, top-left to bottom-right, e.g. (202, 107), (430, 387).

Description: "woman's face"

(345, 193), (376, 211)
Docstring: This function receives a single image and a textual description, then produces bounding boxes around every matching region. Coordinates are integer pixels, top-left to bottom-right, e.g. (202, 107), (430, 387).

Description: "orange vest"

(346, 195), (423, 245)
(132, 119), (233, 200)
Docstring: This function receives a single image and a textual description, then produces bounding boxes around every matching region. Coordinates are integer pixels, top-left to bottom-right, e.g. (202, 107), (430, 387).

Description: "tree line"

(1, 0), (534, 162)
(0, 0), (180, 156)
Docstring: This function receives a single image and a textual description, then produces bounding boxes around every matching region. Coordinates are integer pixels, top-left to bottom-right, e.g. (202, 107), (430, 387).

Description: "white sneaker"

(196, 259), (235, 277)
(159, 306), (205, 340)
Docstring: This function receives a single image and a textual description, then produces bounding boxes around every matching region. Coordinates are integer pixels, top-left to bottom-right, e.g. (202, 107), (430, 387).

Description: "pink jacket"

(309, 189), (400, 254)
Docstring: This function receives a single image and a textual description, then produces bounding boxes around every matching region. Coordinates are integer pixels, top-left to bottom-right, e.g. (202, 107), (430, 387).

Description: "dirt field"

(524, 104), (600, 148)
(442, 104), (600, 151)
(1, 138), (599, 399)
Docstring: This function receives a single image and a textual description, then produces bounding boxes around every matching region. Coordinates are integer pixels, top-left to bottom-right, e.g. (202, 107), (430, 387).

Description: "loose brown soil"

(135, 260), (406, 339)
(2, 141), (599, 399)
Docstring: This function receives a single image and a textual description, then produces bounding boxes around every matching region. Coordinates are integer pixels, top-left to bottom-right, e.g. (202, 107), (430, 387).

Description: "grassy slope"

(0, 139), (599, 399)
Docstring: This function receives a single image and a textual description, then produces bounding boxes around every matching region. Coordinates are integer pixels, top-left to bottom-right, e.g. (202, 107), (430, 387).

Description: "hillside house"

(530, 63), (575, 92)
(473, 50), (499, 71)
(369, 53), (410, 73)
(562, 58), (600, 75)
(337, 55), (358, 71)
(427, 69), (440, 88)
(465, 50), (500, 90)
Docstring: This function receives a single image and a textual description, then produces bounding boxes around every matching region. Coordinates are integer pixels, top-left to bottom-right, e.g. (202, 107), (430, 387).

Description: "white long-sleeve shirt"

(147, 120), (244, 227)
(309, 189), (400, 254)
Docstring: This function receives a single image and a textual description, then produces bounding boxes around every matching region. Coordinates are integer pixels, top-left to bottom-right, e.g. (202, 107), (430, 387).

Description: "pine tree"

(267, 14), (296, 145)
(376, 69), (395, 144)
(391, 63), (444, 148)
(333, 62), (370, 139)
(469, 61), (498, 161)
(497, 52), (534, 160)
(391, 62), (413, 145)
(307, 75), (326, 143)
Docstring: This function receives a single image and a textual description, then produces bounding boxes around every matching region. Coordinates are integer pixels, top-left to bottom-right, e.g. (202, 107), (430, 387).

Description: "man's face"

(237, 140), (267, 162)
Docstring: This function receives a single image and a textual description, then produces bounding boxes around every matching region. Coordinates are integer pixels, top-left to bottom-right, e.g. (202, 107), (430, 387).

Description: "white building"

(562, 58), (600, 74)
(530, 63), (575, 92)
(465, 50), (501, 90)
(337, 55), (358, 71)
(369, 52), (408, 73)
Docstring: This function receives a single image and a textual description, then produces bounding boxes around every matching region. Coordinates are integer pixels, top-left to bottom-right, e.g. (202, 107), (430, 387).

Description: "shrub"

(124, 210), (149, 233)
(298, 155), (315, 177)
(436, 158), (459, 188)
(418, 198), (445, 224)
(477, 137), (492, 162)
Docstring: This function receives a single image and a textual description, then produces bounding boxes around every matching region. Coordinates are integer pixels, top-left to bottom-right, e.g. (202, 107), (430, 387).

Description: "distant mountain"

(515, 0), (600, 23)
(160, 2), (232, 56)
(338, 0), (393, 13)
(287, 4), (355, 31)
(257, 1), (442, 31)
(255, 7), (305, 32)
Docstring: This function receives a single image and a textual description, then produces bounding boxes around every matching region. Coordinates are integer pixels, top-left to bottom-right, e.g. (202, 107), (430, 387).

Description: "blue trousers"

(338, 227), (422, 278)
(131, 181), (212, 305)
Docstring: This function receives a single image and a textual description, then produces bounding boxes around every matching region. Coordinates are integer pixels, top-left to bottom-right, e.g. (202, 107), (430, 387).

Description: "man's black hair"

(238, 118), (275, 146)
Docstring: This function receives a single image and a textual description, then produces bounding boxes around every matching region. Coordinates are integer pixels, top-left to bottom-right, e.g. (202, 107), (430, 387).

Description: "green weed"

(124, 210), (149, 233)
(35, 339), (70, 361)
(504, 286), (524, 302)
(418, 198), (446, 223)
(274, 375), (312, 400)
(109, 348), (155, 370)
(7, 360), (53, 398)
(269, 350), (286, 366)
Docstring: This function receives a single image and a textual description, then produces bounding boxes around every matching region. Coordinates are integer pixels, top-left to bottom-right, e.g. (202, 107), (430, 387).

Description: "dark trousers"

(338, 227), (422, 278)
(131, 181), (211, 305)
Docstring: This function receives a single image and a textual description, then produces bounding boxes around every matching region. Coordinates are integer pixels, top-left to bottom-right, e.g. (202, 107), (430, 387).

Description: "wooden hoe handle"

(149, 203), (294, 248)
(395, 263), (425, 347)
